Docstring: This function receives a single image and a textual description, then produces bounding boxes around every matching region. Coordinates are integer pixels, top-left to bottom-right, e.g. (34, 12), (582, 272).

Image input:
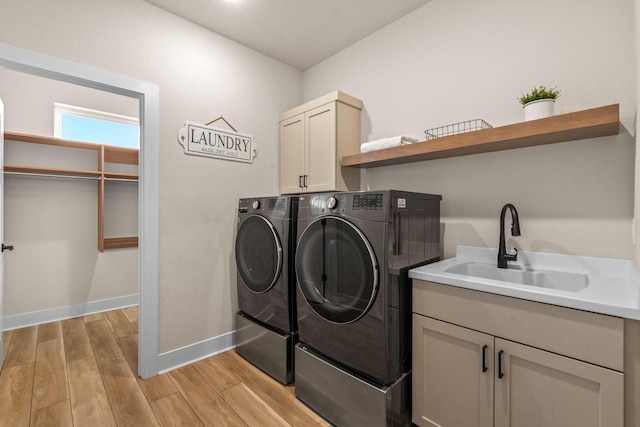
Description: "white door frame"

(0, 98), (4, 371)
(0, 42), (160, 378)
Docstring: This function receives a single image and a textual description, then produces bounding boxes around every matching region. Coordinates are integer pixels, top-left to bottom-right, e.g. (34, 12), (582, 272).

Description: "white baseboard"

(2, 294), (139, 330)
(158, 330), (235, 374)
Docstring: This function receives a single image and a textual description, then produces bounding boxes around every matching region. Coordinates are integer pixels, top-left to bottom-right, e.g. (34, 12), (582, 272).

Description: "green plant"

(519, 85), (561, 105)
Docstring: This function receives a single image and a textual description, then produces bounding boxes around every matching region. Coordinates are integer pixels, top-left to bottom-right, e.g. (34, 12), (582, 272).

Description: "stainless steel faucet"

(498, 203), (521, 269)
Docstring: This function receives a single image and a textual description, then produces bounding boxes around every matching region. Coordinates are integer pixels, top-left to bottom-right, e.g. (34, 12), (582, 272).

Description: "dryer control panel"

(352, 193), (384, 210)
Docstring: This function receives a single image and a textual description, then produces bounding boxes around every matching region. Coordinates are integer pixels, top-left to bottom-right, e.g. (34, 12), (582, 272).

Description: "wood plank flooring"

(0, 307), (329, 426)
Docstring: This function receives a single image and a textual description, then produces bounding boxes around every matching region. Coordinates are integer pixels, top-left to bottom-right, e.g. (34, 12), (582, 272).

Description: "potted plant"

(519, 85), (561, 121)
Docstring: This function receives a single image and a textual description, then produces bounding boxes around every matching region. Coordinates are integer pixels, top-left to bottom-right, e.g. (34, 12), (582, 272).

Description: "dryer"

(294, 190), (441, 427)
(235, 195), (298, 384)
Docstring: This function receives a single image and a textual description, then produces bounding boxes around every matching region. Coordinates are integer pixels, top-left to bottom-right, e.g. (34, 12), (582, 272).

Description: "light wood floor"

(0, 307), (329, 426)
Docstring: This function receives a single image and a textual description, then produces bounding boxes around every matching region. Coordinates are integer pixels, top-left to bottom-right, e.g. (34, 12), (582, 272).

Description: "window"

(54, 103), (139, 148)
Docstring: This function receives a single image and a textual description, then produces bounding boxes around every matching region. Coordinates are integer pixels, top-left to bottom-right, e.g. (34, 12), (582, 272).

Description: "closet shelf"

(4, 166), (139, 182)
(4, 164), (102, 178)
(4, 131), (139, 252)
(104, 237), (138, 250)
(104, 172), (139, 181)
(5, 131), (103, 150)
(341, 104), (620, 168)
(104, 146), (138, 165)
(4, 131), (139, 164)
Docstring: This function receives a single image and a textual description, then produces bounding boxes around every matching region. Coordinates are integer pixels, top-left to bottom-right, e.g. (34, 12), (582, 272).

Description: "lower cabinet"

(413, 312), (624, 427)
(412, 315), (493, 427)
(494, 338), (622, 427)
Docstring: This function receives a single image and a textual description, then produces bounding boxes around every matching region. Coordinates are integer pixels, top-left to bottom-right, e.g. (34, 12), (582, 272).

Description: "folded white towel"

(360, 136), (418, 153)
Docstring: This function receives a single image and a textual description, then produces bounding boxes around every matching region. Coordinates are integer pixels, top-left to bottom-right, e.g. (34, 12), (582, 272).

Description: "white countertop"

(409, 245), (640, 320)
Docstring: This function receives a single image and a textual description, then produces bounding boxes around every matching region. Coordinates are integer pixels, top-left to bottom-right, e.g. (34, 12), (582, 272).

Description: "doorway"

(0, 42), (159, 378)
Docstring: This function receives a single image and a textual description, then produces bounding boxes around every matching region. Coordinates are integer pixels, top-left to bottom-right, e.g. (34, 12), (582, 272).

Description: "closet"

(0, 67), (139, 330)
(4, 131), (139, 251)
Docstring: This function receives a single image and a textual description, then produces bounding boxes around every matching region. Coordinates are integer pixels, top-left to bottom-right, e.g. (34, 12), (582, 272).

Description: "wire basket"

(424, 119), (492, 141)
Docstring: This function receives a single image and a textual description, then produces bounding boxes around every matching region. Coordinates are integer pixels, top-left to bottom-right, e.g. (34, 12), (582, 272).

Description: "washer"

(235, 195), (298, 384)
(294, 190), (441, 427)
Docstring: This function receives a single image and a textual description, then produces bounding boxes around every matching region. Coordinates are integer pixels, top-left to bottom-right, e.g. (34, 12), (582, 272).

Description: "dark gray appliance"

(294, 190), (441, 427)
(235, 195), (298, 384)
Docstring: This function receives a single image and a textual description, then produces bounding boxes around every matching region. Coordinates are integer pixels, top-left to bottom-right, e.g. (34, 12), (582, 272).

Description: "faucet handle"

(505, 247), (518, 261)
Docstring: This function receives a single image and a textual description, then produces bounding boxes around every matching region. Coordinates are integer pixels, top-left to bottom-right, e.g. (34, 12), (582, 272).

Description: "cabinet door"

(305, 103), (336, 193)
(280, 114), (305, 194)
(494, 338), (623, 427)
(412, 315), (494, 427)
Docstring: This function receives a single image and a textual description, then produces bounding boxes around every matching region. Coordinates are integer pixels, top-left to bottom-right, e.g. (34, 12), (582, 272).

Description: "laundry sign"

(177, 121), (257, 163)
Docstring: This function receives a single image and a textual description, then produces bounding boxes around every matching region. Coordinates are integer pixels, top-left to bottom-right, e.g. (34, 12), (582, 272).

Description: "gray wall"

(0, 0), (303, 353)
(635, 0), (640, 267)
(304, 0), (637, 261)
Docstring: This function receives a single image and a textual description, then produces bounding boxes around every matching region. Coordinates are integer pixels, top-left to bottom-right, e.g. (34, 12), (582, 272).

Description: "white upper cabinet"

(279, 91), (362, 194)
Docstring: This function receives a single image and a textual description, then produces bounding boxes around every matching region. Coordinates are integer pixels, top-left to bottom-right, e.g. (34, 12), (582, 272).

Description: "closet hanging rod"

(3, 171), (101, 181)
(104, 177), (139, 182)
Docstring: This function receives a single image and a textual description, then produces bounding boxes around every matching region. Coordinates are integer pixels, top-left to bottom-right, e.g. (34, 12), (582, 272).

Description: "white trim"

(54, 102), (139, 141)
(0, 42), (160, 378)
(138, 82), (160, 378)
(0, 98), (4, 370)
(55, 102), (139, 126)
(158, 331), (235, 374)
(3, 294), (139, 330)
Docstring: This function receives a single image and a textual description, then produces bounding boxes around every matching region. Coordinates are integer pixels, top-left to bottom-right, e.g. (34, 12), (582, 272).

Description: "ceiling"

(144, 0), (431, 71)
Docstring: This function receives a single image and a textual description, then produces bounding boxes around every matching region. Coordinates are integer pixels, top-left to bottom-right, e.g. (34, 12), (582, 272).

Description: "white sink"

(445, 262), (589, 292)
(409, 246), (640, 320)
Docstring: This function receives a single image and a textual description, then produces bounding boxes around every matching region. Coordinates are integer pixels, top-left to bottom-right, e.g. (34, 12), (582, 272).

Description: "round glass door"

(235, 215), (282, 293)
(295, 216), (378, 324)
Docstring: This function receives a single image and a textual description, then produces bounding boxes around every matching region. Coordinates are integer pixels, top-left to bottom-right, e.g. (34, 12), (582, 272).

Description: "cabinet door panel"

(495, 338), (623, 427)
(280, 115), (305, 194)
(412, 315), (493, 427)
(305, 103), (336, 193)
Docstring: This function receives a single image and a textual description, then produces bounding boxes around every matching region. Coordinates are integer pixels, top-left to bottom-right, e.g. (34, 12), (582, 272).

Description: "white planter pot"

(523, 99), (555, 121)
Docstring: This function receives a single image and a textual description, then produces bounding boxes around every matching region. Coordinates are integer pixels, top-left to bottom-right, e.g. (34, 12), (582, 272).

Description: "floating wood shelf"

(4, 131), (139, 251)
(342, 104), (620, 168)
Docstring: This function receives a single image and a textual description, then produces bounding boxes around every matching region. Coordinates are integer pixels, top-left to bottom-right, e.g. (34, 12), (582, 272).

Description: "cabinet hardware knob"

(2, 243), (14, 252)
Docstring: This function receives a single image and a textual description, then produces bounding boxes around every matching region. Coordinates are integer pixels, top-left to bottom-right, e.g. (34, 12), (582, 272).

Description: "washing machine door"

(296, 216), (379, 324)
(235, 215), (283, 293)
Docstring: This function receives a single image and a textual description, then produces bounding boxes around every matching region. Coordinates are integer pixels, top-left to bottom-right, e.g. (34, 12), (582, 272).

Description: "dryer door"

(296, 216), (379, 324)
(235, 215), (283, 293)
